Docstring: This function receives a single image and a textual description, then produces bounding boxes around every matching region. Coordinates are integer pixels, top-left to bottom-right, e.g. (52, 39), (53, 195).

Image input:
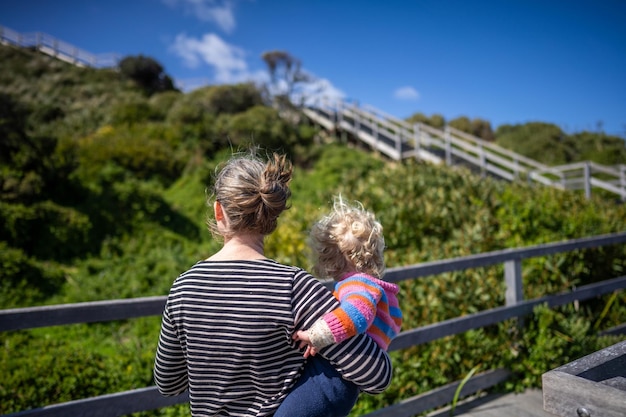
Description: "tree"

(261, 50), (311, 106)
(495, 122), (571, 165)
(448, 116), (494, 141)
(471, 118), (495, 142)
(448, 116), (472, 133)
(118, 55), (176, 96)
(406, 112), (446, 129)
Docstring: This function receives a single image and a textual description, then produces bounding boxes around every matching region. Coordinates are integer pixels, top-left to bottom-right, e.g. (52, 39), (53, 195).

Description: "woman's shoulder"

(177, 259), (305, 279)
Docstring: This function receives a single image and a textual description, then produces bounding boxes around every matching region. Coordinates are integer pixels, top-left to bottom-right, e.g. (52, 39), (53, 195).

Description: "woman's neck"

(207, 233), (266, 261)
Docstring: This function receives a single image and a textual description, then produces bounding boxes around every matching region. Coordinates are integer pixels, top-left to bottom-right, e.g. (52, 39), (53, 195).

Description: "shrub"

(110, 99), (159, 126)
(118, 55), (176, 95)
(216, 105), (304, 154)
(0, 200), (91, 260)
(0, 242), (65, 307)
(74, 124), (185, 184)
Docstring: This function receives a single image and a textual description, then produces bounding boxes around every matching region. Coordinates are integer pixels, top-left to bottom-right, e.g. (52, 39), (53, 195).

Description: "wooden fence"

(2, 231), (626, 417)
(304, 98), (626, 202)
(0, 25), (119, 68)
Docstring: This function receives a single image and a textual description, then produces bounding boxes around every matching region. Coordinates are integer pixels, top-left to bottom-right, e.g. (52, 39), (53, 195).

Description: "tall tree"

(261, 50), (311, 106)
(118, 55), (176, 96)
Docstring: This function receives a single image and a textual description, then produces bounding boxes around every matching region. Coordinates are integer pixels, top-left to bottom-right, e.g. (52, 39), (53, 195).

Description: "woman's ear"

(214, 201), (224, 221)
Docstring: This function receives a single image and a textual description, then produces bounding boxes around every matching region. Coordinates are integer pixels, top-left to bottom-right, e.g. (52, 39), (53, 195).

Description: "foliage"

(118, 55), (176, 96)
(169, 83), (266, 120)
(73, 124), (185, 185)
(507, 303), (622, 389)
(495, 122), (574, 165)
(261, 50), (311, 105)
(0, 242), (66, 308)
(0, 200), (91, 260)
(406, 112), (445, 129)
(448, 116), (495, 141)
(565, 131), (626, 165)
(406, 111), (625, 166)
(214, 105), (310, 156)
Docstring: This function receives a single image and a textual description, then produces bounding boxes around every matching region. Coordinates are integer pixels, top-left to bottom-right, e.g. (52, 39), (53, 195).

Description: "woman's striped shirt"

(154, 259), (392, 417)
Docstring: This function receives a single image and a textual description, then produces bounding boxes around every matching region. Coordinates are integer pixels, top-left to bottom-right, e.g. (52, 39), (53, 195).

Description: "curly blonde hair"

(310, 196), (385, 280)
(207, 152), (292, 239)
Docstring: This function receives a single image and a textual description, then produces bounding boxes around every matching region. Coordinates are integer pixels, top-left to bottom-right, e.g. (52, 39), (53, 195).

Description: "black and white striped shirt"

(154, 259), (392, 416)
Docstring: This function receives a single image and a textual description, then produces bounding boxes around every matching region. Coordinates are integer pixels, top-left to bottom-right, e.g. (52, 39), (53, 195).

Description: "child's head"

(310, 196), (385, 280)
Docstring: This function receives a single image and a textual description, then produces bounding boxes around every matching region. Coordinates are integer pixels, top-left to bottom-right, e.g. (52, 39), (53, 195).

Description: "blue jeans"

(274, 355), (360, 417)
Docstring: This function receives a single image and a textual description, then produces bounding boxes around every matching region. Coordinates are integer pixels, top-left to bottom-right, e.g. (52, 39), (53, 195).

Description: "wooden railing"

(0, 25), (119, 68)
(2, 231), (626, 417)
(304, 98), (626, 201)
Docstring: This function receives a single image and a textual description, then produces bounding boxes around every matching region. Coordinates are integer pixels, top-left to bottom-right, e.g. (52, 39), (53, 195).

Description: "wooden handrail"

(4, 232), (625, 333)
(0, 25), (119, 68)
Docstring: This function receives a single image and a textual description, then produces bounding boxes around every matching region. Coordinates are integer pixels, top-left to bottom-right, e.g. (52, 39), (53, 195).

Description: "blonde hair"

(207, 152), (292, 239)
(310, 196), (385, 280)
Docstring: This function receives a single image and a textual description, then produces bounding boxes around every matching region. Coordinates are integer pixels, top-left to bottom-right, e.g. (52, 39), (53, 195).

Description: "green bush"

(149, 90), (183, 119)
(190, 82), (266, 115)
(0, 242), (66, 307)
(118, 55), (176, 96)
(495, 122), (572, 165)
(0, 200), (91, 260)
(73, 124), (185, 184)
(216, 105), (305, 154)
(0, 319), (160, 414)
(110, 99), (159, 126)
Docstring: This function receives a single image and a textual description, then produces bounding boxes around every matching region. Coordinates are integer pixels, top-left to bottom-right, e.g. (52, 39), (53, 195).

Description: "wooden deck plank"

(426, 389), (555, 417)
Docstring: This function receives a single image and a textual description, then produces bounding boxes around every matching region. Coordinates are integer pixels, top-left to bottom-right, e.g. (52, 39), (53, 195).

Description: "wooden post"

(445, 127), (452, 166)
(479, 143), (486, 177)
(584, 162), (591, 199)
(413, 124), (421, 159)
(619, 165), (626, 202)
(374, 117), (379, 150)
(504, 259), (523, 306)
(396, 128), (402, 159)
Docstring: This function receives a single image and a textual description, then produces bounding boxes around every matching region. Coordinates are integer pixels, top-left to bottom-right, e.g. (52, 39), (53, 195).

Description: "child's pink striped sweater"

(307, 272), (402, 351)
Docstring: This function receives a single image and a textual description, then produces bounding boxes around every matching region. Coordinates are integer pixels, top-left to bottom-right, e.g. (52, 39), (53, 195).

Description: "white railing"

(0, 25), (119, 68)
(305, 97), (626, 201)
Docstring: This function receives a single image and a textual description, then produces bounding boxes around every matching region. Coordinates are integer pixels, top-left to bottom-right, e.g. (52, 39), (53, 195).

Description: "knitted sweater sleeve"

(307, 275), (384, 350)
(292, 269), (392, 394)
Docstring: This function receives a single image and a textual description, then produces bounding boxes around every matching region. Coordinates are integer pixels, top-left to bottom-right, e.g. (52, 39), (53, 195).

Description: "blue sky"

(2, 0), (625, 137)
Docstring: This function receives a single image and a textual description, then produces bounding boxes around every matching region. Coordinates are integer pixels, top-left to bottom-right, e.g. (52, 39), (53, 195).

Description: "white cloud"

(164, 0), (236, 33)
(171, 32), (263, 83)
(297, 77), (346, 106)
(169, 32), (344, 101)
(394, 86), (420, 100)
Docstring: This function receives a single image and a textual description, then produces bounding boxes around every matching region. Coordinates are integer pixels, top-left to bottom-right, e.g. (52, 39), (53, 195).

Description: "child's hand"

(292, 330), (318, 358)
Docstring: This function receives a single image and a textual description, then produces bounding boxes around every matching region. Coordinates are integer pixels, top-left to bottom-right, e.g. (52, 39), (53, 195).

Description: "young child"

(274, 196), (402, 417)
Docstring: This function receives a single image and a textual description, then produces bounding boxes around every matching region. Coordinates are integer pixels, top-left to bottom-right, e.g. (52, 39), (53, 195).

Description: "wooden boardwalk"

(427, 389), (556, 417)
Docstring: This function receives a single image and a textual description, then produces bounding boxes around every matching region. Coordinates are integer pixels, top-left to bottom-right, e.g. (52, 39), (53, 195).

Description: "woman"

(154, 151), (392, 416)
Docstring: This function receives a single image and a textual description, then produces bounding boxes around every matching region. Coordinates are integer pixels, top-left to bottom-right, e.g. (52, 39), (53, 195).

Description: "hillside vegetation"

(406, 113), (626, 166)
(1, 44), (625, 416)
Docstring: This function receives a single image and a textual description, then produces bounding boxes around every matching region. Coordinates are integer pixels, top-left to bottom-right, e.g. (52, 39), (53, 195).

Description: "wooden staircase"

(305, 98), (626, 201)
